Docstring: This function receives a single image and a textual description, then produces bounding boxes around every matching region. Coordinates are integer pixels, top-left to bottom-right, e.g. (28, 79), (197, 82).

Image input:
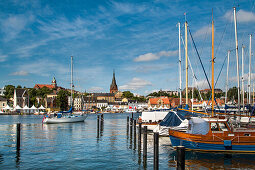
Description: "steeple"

(52, 77), (57, 88)
(110, 70), (118, 93)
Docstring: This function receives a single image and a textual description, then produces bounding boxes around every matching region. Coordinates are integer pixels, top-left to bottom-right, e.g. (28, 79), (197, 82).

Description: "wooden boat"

(169, 116), (255, 153)
(170, 9), (255, 153)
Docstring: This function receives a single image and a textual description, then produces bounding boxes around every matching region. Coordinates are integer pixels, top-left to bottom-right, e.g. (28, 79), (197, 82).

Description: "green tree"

(56, 90), (69, 111)
(4, 85), (15, 99)
(147, 91), (170, 97)
(16, 85), (22, 88)
(122, 91), (134, 99)
(227, 87), (238, 101)
(36, 87), (53, 98)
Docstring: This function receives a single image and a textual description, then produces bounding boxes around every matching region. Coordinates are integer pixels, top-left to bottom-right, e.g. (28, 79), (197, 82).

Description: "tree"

(122, 91), (134, 99)
(227, 87), (238, 101)
(16, 85), (22, 88)
(147, 91), (170, 97)
(4, 85), (15, 99)
(56, 90), (69, 111)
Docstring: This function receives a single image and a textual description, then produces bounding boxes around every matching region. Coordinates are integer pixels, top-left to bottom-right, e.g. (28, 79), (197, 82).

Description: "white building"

(97, 100), (108, 110)
(0, 87), (5, 96)
(13, 88), (29, 107)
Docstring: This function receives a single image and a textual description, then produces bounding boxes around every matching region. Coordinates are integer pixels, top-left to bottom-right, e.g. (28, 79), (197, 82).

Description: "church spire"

(110, 69), (118, 93)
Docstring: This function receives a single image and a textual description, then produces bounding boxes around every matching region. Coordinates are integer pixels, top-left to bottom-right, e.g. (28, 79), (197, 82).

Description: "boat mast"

(71, 56), (73, 108)
(233, 7), (241, 116)
(185, 21), (188, 106)
(225, 50), (230, 105)
(249, 34), (252, 105)
(242, 45), (245, 109)
(211, 11), (215, 116)
(178, 22), (182, 106)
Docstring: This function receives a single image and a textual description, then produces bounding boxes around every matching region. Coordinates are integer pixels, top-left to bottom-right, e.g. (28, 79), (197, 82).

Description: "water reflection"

(168, 151), (255, 169)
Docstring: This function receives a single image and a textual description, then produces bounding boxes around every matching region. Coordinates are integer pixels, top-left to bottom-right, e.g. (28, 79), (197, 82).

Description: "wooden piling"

(133, 119), (136, 149)
(138, 123), (142, 151)
(177, 146), (185, 170)
(154, 132), (159, 170)
(143, 126), (147, 160)
(16, 123), (21, 149)
(97, 115), (100, 138)
(127, 116), (129, 137)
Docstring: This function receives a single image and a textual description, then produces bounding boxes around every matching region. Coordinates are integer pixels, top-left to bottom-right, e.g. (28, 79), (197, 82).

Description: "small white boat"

(43, 113), (87, 124)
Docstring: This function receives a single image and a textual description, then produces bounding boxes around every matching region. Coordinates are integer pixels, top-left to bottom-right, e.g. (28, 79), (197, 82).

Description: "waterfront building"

(13, 88), (29, 107)
(45, 93), (58, 112)
(0, 87), (5, 96)
(200, 88), (223, 94)
(166, 90), (179, 96)
(96, 100), (108, 110)
(83, 96), (97, 109)
(148, 97), (170, 108)
(34, 77), (64, 91)
(92, 93), (115, 103)
(0, 96), (7, 110)
(73, 96), (83, 111)
(110, 70), (118, 93)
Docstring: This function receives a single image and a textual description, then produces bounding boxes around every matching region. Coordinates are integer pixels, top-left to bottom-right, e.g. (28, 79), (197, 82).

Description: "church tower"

(110, 70), (118, 93)
(52, 77), (57, 88)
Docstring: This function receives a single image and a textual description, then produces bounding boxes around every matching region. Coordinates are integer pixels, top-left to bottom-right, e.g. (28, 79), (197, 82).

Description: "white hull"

(43, 115), (87, 124)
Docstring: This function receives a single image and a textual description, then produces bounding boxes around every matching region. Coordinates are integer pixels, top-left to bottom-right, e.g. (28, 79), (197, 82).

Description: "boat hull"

(43, 115), (87, 124)
(170, 135), (255, 153)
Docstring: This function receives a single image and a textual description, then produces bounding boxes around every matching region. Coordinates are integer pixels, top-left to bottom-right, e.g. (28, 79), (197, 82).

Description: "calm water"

(0, 113), (255, 169)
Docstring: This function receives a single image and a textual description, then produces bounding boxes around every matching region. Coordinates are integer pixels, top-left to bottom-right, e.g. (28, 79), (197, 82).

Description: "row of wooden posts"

(15, 113), (185, 170)
(126, 114), (185, 170)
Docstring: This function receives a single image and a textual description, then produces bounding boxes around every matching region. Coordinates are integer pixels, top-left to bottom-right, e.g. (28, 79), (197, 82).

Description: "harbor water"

(0, 113), (255, 169)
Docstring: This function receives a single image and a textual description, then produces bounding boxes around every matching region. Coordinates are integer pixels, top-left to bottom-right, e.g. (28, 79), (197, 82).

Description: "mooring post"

(101, 113), (104, 121)
(131, 112), (134, 120)
(130, 118), (133, 141)
(177, 146), (185, 170)
(138, 123), (142, 151)
(133, 119), (136, 149)
(143, 126), (147, 160)
(97, 115), (100, 138)
(16, 123), (21, 149)
(154, 132), (159, 170)
(127, 116), (129, 137)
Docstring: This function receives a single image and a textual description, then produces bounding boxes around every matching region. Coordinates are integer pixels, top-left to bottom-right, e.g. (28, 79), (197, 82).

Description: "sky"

(1, 0), (255, 95)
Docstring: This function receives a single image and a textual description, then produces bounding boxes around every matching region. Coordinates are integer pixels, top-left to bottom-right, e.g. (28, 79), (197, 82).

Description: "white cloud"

(0, 54), (7, 62)
(194, 25), (212, 37)
(111, 1), (146, 14)
(195, 79), (210, 90)
(1, 14), (34, 41)
(10, 71), (28, 76)
(134, 50), (178, 62)
(224, 9), (255, 23)
(119, 77), (152, 90)
(88, 86), (104, 92)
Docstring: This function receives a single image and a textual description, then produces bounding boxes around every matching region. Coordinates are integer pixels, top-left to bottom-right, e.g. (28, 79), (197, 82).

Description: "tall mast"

(211, 12), (215, 116)
(71, 56), (73, 108)
(249, 34), (252, 104)
(234, 7), (241, 115)
(178, 22), (182, 106)
(185, 21), (188, 105)
(225, 50), (230, 105)
(242, 45), (245, 108)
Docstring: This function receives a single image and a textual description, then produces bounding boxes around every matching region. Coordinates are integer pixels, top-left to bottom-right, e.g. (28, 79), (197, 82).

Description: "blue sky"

(1, 0), (255, 95)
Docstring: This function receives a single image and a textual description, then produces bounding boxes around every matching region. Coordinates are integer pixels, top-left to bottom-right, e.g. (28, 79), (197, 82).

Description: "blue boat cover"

(159, 111), (185, 127)
(61, 107), (73, 114)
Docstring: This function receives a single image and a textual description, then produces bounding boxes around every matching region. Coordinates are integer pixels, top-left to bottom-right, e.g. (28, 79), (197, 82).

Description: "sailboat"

(43, 56), (87, 124)
(169, 8), (255, 152)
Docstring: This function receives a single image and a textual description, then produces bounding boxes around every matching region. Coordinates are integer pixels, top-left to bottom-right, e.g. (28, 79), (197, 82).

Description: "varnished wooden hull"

(169, 130), (255, 153)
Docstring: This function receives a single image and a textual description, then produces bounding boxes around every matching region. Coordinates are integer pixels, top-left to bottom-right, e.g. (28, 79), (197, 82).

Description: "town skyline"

(1, 0), (255, 95)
